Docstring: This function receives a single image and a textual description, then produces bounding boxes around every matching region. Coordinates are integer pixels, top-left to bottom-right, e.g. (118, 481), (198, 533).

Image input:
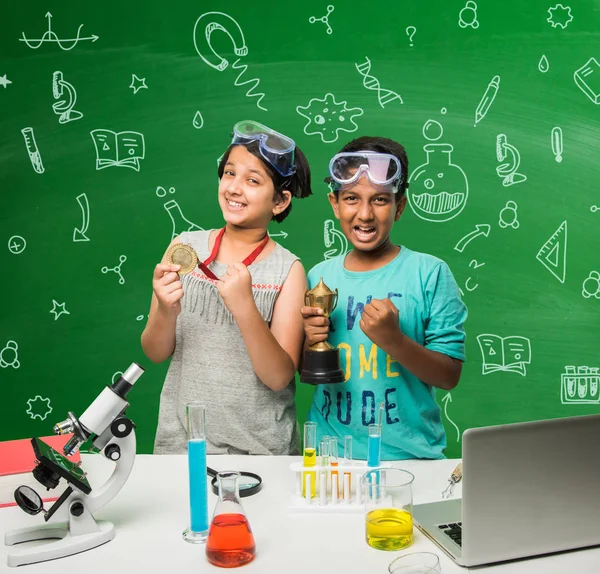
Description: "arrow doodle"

(20, 12), (99, 51)
(442, 393), (460, 442)
(73, 193), (90, 242)
(269, 231), (288, 239)
(454, 224), (491, 253)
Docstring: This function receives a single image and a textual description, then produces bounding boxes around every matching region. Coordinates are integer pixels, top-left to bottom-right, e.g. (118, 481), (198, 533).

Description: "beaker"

(206, 471), (256, 568)
(408, 143), (469, 223)
(182, 402), (209, 543)
(362, 467), (415, 551)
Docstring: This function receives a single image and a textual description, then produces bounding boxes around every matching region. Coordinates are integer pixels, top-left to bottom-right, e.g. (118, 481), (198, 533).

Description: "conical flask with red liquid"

(206, 471), (256, 568)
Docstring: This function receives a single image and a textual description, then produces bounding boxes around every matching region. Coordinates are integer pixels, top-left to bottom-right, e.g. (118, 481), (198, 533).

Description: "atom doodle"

(296, 93), (363, 144)
(0, 340), (20, 369)
(582, 271), (600, 299)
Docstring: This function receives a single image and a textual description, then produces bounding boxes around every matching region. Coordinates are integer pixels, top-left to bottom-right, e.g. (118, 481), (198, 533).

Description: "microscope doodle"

(5, 364), (145, 567)
(19, 12), (99, 51)
(536, 220), (567, 283)
(193, 12), (267, 111)
(323, 219), (348, 259)
(0, 340), (20, 369)
(355, 57), (403, 108)
(309, 5), (335, 35)
(499, 200), (519, 229)
(52, 72), (83, 123)
(102, 255), (127, 285)
(49, 300), (70, 321)
(496, 134), (527, 187)
(296, 93), (363, 144)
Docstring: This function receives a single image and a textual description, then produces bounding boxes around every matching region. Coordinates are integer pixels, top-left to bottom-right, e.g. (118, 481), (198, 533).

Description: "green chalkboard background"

(2, 1), (600, 457)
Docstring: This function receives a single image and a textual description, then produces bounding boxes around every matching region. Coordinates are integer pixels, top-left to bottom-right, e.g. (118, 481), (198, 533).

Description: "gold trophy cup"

(300, 278), (346, 385)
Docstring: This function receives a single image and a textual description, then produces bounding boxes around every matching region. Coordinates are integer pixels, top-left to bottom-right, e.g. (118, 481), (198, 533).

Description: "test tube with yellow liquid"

(362, 468), (415, 551)
(302, 421), (317, 498)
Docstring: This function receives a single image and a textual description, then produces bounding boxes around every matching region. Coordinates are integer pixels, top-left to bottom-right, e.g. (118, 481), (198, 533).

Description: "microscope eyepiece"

(111, 362), (145, 399)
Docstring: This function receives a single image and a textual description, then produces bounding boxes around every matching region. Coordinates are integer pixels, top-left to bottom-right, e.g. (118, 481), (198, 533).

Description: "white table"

(1, 455), (599, 573)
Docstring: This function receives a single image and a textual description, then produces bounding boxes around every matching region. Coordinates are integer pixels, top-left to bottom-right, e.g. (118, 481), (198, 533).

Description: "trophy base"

(300, 349), (346, 385)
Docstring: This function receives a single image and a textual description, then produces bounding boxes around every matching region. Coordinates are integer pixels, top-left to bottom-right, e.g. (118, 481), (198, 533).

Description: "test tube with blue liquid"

(183, 401), (209, 543)
(366, 404), (384, 500)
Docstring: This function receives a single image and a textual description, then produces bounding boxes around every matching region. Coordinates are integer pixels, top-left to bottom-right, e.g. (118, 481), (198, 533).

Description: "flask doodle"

(407, 120), (469, 222)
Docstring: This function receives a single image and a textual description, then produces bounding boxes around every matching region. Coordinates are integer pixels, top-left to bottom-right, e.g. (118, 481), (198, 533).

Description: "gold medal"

(165, 243), (198, 275)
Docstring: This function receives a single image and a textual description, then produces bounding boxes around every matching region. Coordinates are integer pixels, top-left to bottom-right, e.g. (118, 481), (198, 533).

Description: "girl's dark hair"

(218, 140), (312, 223)
(331, 136), (410, 199)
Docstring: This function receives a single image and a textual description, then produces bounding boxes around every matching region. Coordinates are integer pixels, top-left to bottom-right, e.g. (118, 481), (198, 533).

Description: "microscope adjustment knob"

(111, 416), (134, 438)
(104, 443), (121, 461)
(70, 502), (84, 517)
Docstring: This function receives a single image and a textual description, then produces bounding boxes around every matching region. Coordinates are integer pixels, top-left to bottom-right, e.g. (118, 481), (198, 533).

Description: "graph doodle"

(19, 12), (99, 51)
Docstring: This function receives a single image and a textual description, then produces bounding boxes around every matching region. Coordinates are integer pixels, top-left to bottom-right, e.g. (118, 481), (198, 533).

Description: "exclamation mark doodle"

(551, 127), (563, 163)
(405, 26), (416, 47)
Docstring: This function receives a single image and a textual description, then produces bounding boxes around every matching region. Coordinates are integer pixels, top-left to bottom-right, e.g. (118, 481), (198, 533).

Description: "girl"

(142, 120), (312, 455)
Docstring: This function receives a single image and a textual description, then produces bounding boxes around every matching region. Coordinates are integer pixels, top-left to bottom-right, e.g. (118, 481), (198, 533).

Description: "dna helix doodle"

(355, 57), (403, 108)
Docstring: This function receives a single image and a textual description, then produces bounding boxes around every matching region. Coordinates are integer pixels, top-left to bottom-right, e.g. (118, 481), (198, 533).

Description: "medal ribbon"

(198, 227), (269, 280)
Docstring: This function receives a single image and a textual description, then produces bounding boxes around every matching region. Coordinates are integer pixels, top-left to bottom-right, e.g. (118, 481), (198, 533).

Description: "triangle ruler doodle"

(536, 220), (567, 283)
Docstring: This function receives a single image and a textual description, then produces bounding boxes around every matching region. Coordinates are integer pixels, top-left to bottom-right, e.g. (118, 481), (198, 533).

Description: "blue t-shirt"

(306, 247), (467, 460)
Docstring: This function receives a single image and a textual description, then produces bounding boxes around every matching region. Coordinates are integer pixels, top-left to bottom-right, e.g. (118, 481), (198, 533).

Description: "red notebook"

(0, 435), (81, 509)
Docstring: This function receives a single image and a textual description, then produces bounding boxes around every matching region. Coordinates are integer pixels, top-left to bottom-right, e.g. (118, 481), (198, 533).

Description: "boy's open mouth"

(353, 225), (376, 240)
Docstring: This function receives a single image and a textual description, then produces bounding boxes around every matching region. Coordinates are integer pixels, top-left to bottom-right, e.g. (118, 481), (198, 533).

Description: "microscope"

(4, 362), (144, 567)
(496, 133), (527, 187)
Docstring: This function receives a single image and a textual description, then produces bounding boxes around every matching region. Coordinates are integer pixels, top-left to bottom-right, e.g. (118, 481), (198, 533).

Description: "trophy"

(300, 278), (346, 385)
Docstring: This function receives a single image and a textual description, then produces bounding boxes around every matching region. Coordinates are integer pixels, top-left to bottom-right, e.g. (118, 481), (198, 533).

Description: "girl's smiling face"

(218, 145), (290, 228)
(328, 177), (406, 253)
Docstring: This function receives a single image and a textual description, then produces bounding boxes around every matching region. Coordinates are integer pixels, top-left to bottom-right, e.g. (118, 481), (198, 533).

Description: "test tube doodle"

(551, 127), (563, 163)
(21, 127), (44, 174)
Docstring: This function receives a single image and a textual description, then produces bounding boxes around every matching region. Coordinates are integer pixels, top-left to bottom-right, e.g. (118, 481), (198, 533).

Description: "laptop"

(413, 413), (600, 567)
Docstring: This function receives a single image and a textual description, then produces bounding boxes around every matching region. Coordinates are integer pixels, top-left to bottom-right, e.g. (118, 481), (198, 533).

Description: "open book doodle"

(90, 129), (145, 171)
(477, 334), (532, 376)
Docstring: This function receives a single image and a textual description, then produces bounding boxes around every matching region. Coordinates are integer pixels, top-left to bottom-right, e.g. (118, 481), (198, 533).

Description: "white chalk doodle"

(129, 74), (147, 94)
(536, 220), (567, 283)
(156, 185), (176, 198)
(269, 231), (289, 240)
(538, 55), (550, 73)
(0, 74), (13, 88)
(470, 259), (485, 269)
(574, 58), (600, 105)
(102, 255), (127, 285)
(405, 26), (416, 47)
(441, 393), (460, 442)
(474, 75), (500, 126)
(73, 193), (90, 242)
(551, 127), (563, 162)
(477, 334), (532, 376)
(496, 134), (527, 186)
(296, 93), (363, 144)
(458, 1), (479, 28)
(561, 366), (600, 404)
(547, 4), (573, 29)
(309, 5), (334, 35)
(136, 315), (145, 321)
(26, 396), (53, 421)
(112, 371), (123, 385)
(454, 224), (490, 252)
(355, 57), (403, 107)
(8, 235), (26, 255)
(91, 129), (145, 171)
(50, 300), (70, 321)
(164, 200), (204, 241)
(52, 71), (83, 123)
(499, 200), (519, 229)
(591, 205), (600, 213)
(0, 341), (20, 369)
(21, 127), (44, 174)
(324, 219), (348, 260)
(192, 111), (204, 129)
(193, 12), (266, 111)
(20, 12), (99, 51)
(582, 270), (600, 299)
(409, 119), (469, 222)
(462, 259), (486, 293)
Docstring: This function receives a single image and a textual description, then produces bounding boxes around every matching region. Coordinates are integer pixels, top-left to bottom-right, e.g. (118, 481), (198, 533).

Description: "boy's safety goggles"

(231, 120), (297, 177)
(327, 152), (403, 192)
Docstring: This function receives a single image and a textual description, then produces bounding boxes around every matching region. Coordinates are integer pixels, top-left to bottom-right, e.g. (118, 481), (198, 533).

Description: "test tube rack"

(288, 460), (391, 513)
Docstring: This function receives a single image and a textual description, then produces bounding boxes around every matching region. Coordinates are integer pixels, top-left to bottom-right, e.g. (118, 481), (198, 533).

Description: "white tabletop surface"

(1, 454), (599, 573)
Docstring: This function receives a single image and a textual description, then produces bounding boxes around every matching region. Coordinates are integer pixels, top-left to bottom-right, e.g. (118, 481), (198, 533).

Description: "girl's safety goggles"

(231, 120), (297, 177)
(327, 152), (403, 192)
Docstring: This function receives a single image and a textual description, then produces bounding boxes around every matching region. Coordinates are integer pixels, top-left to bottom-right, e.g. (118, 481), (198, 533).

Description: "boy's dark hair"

(330, 136), (409, 199)
(218, 140), (312, 223)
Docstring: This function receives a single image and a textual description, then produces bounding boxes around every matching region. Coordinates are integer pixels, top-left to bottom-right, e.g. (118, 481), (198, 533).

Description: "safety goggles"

(327, 152), (403, 192)
(231, 120), (297, 177)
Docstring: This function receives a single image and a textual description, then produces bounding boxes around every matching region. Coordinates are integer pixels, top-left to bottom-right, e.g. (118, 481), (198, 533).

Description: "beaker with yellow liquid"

(362, 468), (415, 551)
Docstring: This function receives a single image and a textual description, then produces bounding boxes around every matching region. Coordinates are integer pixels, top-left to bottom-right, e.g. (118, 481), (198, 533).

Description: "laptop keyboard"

(437, 522), (462, 547)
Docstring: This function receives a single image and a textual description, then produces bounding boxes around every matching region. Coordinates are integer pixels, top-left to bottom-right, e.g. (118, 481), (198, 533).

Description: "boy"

(301, 136), (467, 460)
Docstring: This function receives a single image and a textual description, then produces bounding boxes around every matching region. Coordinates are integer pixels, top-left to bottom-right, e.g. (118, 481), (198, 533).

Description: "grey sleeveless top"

(154, 230), (300, 455)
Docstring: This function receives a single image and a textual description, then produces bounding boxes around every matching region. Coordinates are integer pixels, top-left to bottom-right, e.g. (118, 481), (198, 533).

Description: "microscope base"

(5, 521), (115, 567)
